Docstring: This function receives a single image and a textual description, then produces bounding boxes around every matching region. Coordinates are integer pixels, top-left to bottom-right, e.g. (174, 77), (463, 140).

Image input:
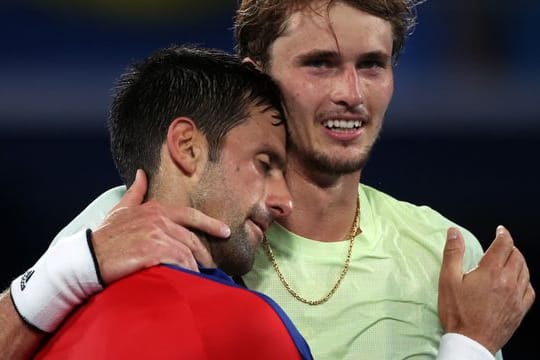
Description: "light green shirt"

(243, 184), (486, 359)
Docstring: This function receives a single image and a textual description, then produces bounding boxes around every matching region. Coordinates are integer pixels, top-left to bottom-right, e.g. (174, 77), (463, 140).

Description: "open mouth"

(322, 119), (364, 132)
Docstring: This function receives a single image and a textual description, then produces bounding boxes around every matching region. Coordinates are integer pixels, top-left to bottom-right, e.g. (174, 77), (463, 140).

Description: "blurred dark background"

(1, 0), (538, 357)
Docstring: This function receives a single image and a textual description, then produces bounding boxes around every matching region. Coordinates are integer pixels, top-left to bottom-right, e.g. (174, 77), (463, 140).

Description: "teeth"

(323, 119), (363, 130)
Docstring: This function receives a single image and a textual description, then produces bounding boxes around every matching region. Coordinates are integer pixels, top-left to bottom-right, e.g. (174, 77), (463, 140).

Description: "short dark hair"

(109, 45), (284, 186)
(235, 0), (421, 67)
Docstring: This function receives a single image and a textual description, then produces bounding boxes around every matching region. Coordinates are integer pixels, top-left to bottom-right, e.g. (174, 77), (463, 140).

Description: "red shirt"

(36, 265), (312, 359)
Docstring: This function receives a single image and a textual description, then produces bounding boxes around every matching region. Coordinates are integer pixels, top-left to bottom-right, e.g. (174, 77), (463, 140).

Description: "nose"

(331, 66), (363, 109)
(265, 174), (293, 220)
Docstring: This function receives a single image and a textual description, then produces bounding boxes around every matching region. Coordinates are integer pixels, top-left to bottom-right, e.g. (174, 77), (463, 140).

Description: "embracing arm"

(0, 170), (230, 358)
(0, 290), (45, 360)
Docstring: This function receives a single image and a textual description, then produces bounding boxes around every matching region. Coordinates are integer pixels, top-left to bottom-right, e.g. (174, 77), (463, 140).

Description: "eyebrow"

(360, 50), (391, 64)
(294, 49), (338, 65)
(260, 104), (285, 123)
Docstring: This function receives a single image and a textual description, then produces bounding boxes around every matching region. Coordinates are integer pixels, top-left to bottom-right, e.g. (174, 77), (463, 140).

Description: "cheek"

(381, 74), (394, 104)
(367, 79), (393, 115)
(283, 80), (322, 121)
(279, 70), (321, 105)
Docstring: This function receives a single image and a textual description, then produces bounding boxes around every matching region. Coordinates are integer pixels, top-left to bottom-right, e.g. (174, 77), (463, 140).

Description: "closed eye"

(256, 150), (286, 175)
(256, 154), (273, 174)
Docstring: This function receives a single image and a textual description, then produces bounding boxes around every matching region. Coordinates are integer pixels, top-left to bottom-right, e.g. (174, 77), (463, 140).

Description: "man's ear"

(242, 57), (263, 71)
(166, 117), (206, 176)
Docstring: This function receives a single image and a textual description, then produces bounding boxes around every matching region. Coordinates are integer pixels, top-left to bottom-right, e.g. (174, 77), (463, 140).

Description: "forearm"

(0, 289), (45, 360)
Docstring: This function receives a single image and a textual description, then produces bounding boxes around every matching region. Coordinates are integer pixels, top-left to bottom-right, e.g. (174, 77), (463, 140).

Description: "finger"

(159, 238), (199, 272)
(503, 246), (525, 283)
(479, 225), (515, 269)
(440, 227), (466, 286)
(513, 249), (531, 300)
(112, 169), (148, 211)
(523, 284), (535, 310)
(515, 256), (530, 298)
(165, 206), (231, 239)
(188, 232), (216, 268)
(163, 218), (216, 267)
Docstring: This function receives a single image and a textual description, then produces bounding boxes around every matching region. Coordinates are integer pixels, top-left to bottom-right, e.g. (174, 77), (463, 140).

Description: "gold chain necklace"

(262, 196), (361, 305)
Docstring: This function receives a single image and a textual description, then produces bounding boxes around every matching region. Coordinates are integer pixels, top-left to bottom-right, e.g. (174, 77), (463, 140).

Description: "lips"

(246, 219), (264, 244)
(318, 111), (369, 140)
(249, 217), (269, 234)
(247, 214), (272, 243)
(321, 119), (366, 141)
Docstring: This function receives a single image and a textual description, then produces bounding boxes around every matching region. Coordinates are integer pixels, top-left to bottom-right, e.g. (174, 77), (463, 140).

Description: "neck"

(147, 174), (191, 209)
(278, 155), (361, 242)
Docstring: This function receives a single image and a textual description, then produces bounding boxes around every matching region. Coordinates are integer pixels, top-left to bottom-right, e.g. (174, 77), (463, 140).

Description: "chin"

(210, 235), (256, 276)
(219, 255), (255, 276)
(307, 151), (369, 175)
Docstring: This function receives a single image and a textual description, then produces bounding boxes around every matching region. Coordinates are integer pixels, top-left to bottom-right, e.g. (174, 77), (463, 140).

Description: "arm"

(438, 226), (535, 357)
(0, 170), (230, 357)
(0, 290), (45, 360)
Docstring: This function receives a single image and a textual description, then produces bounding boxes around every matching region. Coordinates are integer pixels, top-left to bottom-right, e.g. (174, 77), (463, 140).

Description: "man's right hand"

(92, 169), (231, 285)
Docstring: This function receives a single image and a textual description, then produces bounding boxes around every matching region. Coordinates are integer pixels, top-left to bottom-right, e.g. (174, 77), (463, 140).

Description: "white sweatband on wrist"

(10, 229), (104, 333)
(438, 333), (495, 360)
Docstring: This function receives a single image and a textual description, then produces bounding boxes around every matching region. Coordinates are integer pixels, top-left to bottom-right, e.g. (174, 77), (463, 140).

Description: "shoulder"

(360, 183), (484, 269)
(360, 183), (452, 227)
(51, 186), (127, 246)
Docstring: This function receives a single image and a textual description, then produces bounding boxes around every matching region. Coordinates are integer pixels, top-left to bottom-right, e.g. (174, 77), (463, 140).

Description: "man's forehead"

(244, 105), (287, 152)
(280, 2), (330, 37)
(272, 2), (393, 59)
(215, 104), (284, 147)
(280, 1), (392, 38)
(225, 103), (282, 132)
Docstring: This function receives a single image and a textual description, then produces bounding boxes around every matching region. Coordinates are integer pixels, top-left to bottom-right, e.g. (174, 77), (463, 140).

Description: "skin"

(189, 106), (291, 275)
(260, 2), (393, 242)
(439, 226), (535, 354)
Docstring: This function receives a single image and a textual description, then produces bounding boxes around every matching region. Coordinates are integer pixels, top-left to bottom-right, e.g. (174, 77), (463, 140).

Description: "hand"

(438, 226), (535, 354)
(92, 169), (231, 284)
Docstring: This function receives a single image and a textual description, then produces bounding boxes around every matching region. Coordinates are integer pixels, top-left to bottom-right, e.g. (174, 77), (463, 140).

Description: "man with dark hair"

(32, 45), (311, 358)
(0, 1), (534, 359)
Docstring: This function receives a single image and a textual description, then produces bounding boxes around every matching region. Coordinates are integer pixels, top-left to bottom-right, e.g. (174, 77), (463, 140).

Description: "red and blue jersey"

(36, 264), (313, 359)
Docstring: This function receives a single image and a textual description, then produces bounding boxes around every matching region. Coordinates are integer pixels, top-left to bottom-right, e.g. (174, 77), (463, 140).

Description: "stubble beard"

(207, 216), (256, 276)
(289, 137), (374, 177)
(190, 165), (258, 276)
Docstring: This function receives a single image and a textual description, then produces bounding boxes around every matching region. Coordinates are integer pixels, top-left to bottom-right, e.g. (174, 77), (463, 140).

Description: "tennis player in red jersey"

(35, 45), (312, 360)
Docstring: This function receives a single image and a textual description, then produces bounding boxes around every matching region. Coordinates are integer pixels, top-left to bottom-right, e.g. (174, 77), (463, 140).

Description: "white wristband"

(438, 333), (495, 360)
(10, 229), (104, 332)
